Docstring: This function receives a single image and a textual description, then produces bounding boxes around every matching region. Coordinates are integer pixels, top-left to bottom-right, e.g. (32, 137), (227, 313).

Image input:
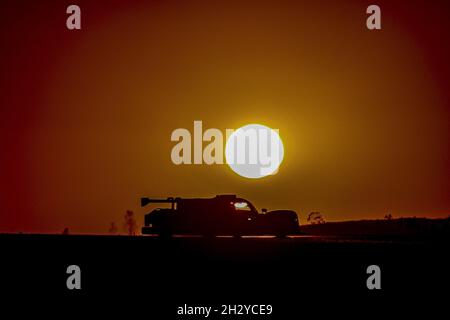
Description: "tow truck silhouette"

(141, 195), (299, 237)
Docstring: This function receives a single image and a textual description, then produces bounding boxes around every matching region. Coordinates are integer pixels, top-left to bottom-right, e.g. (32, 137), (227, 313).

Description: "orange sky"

(1, 0), (449, 233)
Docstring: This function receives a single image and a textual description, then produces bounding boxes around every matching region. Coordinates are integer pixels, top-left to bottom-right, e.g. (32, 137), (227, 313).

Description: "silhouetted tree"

(384, 213), (393, 220)
(62, 227), (69, 235)
(123, 210), (137, 235)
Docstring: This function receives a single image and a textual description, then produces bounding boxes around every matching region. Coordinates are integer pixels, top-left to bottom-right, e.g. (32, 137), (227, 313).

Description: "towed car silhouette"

(141, 195), (299, 237)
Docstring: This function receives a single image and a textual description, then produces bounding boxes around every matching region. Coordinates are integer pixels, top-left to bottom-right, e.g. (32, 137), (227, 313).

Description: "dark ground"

(1, 232), (449, 317)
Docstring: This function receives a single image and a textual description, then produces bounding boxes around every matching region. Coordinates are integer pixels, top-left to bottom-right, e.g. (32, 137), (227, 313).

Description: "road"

(0, 233), (448, 317)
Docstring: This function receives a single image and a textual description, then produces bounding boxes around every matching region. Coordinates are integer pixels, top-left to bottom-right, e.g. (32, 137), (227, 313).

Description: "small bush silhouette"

(108, 222), (118, 235)
(307, 212), (325, 224)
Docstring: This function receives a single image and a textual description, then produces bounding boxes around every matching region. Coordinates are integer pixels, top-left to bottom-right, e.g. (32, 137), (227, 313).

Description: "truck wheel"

(158, 225), (172, 238)
(158, 231), (172, 238)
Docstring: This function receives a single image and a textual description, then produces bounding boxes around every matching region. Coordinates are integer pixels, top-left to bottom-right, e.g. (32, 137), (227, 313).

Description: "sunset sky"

(1, 0), (449, 233)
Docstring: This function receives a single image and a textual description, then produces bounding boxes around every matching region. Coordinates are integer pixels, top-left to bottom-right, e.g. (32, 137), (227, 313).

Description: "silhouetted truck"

(141, 195), (299, 237)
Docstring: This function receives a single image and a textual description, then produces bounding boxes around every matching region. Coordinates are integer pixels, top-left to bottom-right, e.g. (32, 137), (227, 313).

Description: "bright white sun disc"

(225, 124), (284, 179)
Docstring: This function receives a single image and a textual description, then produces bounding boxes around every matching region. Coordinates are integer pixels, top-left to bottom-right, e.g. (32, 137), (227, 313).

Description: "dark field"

(1, 230), (449, 317)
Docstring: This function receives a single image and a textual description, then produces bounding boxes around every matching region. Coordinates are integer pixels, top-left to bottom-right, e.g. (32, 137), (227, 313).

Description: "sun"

(225, 124), (284, 179)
